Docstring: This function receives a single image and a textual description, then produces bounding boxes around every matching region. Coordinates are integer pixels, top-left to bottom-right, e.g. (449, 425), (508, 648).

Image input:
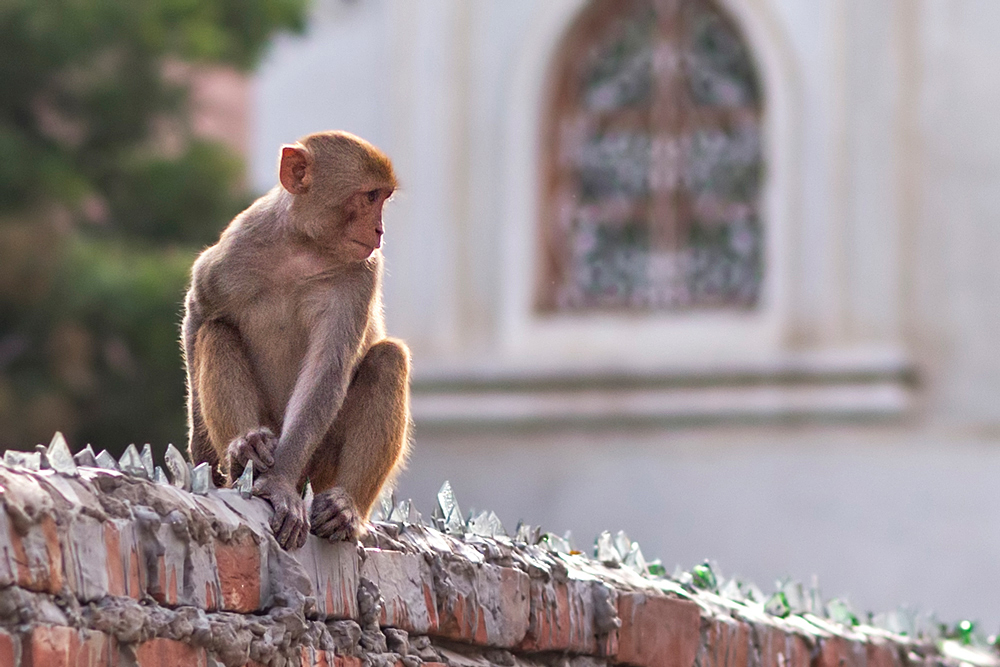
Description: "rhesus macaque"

(182, 130), (410, 550)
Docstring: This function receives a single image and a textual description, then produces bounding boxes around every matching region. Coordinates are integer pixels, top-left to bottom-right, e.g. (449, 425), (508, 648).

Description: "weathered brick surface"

(434, 559), (531, 648)
(361, 548), (439, 633)
(215, 528), (262, 613)
(616, 593), (702, 667)
(0, 464), (982, 667)
(133, 637), (209, 667)
(24, 626), (112, 667)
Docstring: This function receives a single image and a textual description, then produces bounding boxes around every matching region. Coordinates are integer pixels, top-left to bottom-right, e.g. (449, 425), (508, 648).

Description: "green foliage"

(0, 0), (308, 454)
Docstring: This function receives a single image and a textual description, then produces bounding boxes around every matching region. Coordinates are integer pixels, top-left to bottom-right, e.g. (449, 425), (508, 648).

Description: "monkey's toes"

(227, 427), (277, 475)
(310, 487), (361, 542)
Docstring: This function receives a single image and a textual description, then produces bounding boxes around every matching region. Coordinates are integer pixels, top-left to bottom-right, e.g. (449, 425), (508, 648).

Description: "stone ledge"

(0, 461), (991, 667)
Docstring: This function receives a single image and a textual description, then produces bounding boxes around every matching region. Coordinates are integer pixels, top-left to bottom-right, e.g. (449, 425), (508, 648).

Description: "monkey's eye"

(366, 189), (380, 203)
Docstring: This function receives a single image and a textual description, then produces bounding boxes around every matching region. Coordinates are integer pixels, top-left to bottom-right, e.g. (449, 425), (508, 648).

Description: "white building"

(248, 0), (1000, 628)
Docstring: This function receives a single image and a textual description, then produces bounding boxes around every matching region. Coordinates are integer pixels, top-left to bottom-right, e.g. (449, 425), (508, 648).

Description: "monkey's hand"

(253, 473), (309, 550)
(227, 427), (278, 478)
(310, 487), (363, 542)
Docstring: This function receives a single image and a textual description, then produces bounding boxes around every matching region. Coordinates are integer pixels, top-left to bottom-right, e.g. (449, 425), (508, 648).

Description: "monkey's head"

(279, 131), (397, 262)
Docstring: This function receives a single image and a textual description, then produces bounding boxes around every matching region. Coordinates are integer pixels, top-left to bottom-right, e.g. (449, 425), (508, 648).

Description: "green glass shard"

(765, 591), (790, 618)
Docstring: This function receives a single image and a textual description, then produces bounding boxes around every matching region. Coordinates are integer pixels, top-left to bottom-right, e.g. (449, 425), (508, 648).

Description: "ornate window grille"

(537, 0), (764, 312)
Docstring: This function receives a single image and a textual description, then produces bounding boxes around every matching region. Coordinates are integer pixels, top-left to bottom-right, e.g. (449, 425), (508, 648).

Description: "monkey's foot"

(310, 487), (362, 542)
(227, 427), (277, 478)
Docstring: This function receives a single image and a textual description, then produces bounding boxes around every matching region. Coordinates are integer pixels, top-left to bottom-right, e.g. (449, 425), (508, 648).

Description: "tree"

(0, 0), (308, 455)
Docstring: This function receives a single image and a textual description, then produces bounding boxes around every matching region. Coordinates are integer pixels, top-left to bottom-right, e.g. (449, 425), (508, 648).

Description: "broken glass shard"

(720, 578), (744, 602)
(3, 450), (40, 471)
(371, 487), (395, 522)
(514, 521), (535, 544)
(302, 481), (314, 506)
(46, 432), (78, 475)
(779, 579), (807, 615)
(35, 444), (50, 470)
(468, 510), (491, 537)
(73, 444), (98, 468)
(646, 559), (667, 577)
(691, 561), (718, 591)
(613, 531), (632, 561)
(764, 591), (790, 618)
(540, 533), (571, 554)
(595, 531), (621, 564)
(486, 511), (506, 537)
(234, 461), (254, 498)
(436, 481), (464, 535)
(119, 444), (147, 479)
(623, 542), (647, 575)
(956, 620), (975, 646)
(191, 462), (215, 494)
(164, 443), (191, 491)
(153, 466), (169, 485)
(562, 530), (578, 553)
(95, 450), (119, 471)
(743, 581), (765, 604)
(808, 576), (823, 615)
(140, 443), (154, 479)
(405, 500), (422, 525)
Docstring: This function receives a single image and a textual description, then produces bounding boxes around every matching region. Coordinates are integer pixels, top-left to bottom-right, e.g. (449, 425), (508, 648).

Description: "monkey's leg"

(307, 338), (411, 541)
(194, 320), (279, 481)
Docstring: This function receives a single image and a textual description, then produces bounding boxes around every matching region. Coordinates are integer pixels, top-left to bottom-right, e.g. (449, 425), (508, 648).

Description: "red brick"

(0, 628), (20, 667)
(215, 529), (261, 613)
(867, 641), (902, 667)
(520, 578), (604, 654)
(25, 625), (113, 667)
(434, 561), (530, 648)
(297, 538), (359, 620)
(616, 593), (701, 667)
(133, 637), (208, 667)
(360, 549), (438, 634)
(104, 520), (142, 599)
(699, 618), (751, 667)
(757, 625), (811, 667)
(818, 637), (867, 667)
(333, 657), (364, 667)
(10, 515), (64, 595)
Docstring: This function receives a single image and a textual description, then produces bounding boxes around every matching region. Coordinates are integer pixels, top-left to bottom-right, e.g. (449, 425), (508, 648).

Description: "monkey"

(181, 130), (410, 550)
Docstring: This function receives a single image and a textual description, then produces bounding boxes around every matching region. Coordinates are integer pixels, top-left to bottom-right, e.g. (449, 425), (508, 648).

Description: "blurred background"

(4, 0), (1000, 632)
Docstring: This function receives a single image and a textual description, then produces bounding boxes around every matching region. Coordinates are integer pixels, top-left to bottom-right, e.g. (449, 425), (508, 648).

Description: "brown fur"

(181, 130), (410, 549)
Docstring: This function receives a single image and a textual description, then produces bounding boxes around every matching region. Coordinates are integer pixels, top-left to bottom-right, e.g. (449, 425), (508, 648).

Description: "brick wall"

(0, 456), (990, 667)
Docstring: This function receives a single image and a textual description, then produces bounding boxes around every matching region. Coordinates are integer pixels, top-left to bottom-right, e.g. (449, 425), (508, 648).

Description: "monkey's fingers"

(274, 504), (307, 550)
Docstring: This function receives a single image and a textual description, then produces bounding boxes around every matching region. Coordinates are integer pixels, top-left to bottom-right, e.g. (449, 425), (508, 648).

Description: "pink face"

(342, 187), (392, 261)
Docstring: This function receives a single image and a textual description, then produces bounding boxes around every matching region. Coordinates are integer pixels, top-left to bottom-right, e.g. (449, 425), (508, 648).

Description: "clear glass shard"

(119, 444), (147, 479)
(720, 578), (744, 602)
(562, 530), (577, 553)
(140, 443), (155, 478)
(827, 598), (859, 626)
(35, 444), (50, 470)
(164, 443), (191, 491)
(486, 511), (506, 538)
(46, 432), (78, 475)
(514, 521), (534, 544)
(234, 461), (254, 499)
(468, 510), (492, 537)
(623, 542), (647, 574)
(3, 450), (40, 471)
(371, 486), (395, 522)
(764, 591), (790, 618)
(74, 444), (98, 468)
(302, 480), (314, 505)
(436, 481), (464, 535)
(808, 575), (823, 615)
(389, 499), (414, 524)
(405, 500), (422, 525)
(613, 530), (632, 561)
(95, 450), (119, 471)
(595, 531), (621, 564)
(743, 581), (765, 604)
(540, 533), (571, 554)
(191, 462), (215, 494)
(153, 466), (169, 485)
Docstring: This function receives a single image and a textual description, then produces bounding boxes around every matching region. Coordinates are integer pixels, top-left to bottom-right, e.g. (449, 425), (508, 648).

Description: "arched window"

(538, 0), (764, 312)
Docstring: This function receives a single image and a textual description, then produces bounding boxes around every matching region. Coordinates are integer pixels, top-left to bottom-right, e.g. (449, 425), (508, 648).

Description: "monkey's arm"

(255, 299), (368, 548)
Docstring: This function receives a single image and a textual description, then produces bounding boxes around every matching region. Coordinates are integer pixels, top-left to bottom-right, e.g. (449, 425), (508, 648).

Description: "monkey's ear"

(279, 145), (312, 195)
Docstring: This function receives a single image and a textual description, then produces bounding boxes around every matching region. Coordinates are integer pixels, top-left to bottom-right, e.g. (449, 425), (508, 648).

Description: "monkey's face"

(339, 187), (393, 262)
